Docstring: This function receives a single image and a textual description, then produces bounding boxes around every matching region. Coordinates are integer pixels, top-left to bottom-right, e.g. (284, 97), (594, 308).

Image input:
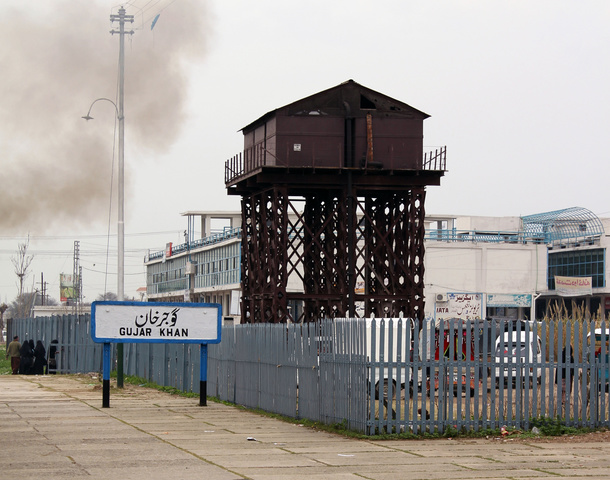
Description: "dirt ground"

(500, 429), (610, 444)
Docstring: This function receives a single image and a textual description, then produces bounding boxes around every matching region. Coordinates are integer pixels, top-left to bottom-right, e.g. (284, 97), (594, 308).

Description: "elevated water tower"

(225, 80), (446, 323)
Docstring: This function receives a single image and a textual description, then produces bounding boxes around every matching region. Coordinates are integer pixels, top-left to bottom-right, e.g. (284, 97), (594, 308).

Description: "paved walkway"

(1, 375), (610, 479)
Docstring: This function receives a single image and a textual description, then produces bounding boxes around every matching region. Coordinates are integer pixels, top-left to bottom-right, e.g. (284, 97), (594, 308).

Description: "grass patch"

(123, 374), (199, 398)
(0, 345), (12, 375)
(528, 416), (585, 437)
(116, 377), (603, 441)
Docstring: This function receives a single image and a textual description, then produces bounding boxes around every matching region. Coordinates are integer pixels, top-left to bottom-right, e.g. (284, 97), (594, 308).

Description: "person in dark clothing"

(34, 340), (47, 375)
(6, 335), (21, 374)
(555, 345), (575, 404)
(19, 340), (34, 375)
(48, 339), (59, 374)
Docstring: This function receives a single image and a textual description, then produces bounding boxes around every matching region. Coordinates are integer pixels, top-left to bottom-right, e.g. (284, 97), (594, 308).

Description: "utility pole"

(37, 273), (47, 306)
(73, 241), (80, 316)
(110, 7), (134, 388)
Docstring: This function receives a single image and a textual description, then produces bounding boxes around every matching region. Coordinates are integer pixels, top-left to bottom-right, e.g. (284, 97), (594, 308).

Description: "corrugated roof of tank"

(240, 79), (430, 132)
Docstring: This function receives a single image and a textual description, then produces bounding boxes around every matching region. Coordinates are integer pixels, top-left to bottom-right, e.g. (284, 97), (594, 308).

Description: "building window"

(548, 248), (605, 289)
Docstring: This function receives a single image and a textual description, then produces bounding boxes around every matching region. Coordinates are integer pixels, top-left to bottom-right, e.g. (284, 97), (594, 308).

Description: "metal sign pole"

(102, 342), (111, 408)
(200, 344), (208, 406)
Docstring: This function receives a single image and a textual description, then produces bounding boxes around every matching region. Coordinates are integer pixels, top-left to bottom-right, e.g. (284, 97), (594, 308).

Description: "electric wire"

(123, 0), (179, 31)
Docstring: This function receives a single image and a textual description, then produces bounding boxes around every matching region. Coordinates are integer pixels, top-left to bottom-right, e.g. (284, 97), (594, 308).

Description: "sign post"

(91, 301), (221, 408)
(200, 344), (208, 406)
(103, 342), (111, 408)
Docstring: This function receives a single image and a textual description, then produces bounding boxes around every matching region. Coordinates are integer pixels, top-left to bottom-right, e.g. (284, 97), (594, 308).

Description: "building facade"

(424, 207), (609, 321)
(145, 212), (242, 322)
(145, 207), (610, 322)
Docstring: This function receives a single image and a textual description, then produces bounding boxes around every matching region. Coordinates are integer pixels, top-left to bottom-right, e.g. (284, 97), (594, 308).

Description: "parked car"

(588, 328), (610, 359)
(587, 328), (609, 392)
(494, 331), (542, 386)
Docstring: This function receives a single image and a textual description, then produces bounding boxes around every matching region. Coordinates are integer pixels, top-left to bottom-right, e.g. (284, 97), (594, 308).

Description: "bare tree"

(96, 292), (118, 301)
(46, 296), (59, 306)
(0, 303), (8, 334)
(11, 236), (34, 318)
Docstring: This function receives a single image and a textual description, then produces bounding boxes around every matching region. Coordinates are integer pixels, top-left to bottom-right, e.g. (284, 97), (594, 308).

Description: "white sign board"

(435, 293), (482, 321)
(555, 276), (592, 297)
(91, 301), (221, 344)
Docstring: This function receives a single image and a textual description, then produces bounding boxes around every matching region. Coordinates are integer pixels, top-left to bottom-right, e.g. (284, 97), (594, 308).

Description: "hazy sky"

(1, 0), (609, 304)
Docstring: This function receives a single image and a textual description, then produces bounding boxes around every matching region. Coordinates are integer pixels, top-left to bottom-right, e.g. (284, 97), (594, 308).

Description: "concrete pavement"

(1, 374), (610, 479)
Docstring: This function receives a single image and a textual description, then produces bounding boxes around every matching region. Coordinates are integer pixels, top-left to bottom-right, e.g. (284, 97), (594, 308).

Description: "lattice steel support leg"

(240, 188), (289, 323)
(301, 191), (348, 321)
(360, 188), (426, 319)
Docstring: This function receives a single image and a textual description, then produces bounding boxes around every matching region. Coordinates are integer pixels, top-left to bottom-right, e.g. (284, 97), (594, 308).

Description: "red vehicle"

(419, 320), (479, 396)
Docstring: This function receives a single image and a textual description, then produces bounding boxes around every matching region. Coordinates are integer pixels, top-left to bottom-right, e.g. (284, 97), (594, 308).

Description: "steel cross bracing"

(240, 185), (426, 323)
(356, 189), (426, 319)
(241, 188), (289, 323)
(301, 192), (348, 321)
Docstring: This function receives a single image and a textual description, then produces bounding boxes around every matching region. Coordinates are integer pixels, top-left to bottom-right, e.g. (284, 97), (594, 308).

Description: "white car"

(494, 331), (542, 386)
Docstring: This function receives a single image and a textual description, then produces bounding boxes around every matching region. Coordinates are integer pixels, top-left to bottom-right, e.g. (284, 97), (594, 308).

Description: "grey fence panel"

(342, 319), (367, 432)
(224, 326), (236, 402)
(208, 338), (221, 398)
(209, 325), (236, 402)
(167, 344), (177, 388)
(295, 322), (320, 422)
(137, 343), (150, 379)
(371, 318), (610, 435)
(269, 324), (297, 418)
(234, 325), (259, 408)
(183, 345), (192, 392)
(317, 319), (367, 430)
(192, 345), (201, 394)
(8, 316), (610, 435)
(318, 320), (335, 425)
(124, 343), (135, 376)
(280, 325), (298, 418)
(7, 314), (103, 376)
(597, 353), (603, 423)
(318, 320), (336, 425)
(150, 343), (164, 386)
(207, 343), (219, 398)
(258, 325), (275, 412)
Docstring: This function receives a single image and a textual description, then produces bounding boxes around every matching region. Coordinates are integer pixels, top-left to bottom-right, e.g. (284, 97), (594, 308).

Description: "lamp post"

(83, 7), (133, 391)
(83, 97), (125, 388)
(82, 97), (124, 301)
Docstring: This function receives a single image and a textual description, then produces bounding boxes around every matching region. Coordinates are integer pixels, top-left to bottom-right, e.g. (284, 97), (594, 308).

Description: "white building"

(424, 208), (609, 321)
(145, 207), (610, 322)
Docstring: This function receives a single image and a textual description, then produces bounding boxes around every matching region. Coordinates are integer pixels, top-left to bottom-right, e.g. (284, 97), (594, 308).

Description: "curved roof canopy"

(521, 207), (605, 244)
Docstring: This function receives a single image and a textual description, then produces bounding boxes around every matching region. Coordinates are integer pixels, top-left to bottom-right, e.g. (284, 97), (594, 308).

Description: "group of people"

(5, 336), (59, 375)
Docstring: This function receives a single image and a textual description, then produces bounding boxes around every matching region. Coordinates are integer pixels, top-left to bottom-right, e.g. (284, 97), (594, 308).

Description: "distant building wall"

(146, 211), (609, 322)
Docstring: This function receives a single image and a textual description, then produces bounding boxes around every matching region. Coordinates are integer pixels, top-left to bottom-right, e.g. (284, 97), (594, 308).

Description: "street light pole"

(83, 7), (133, 389)
(110, 7), (133, 389)
(112, 7), (132, 306)
(83, 97), (122, 386)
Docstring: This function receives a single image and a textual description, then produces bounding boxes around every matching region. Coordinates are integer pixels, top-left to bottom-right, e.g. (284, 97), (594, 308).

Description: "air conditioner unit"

(185, 261), (196, 275)
(436, 293), (448, 302)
